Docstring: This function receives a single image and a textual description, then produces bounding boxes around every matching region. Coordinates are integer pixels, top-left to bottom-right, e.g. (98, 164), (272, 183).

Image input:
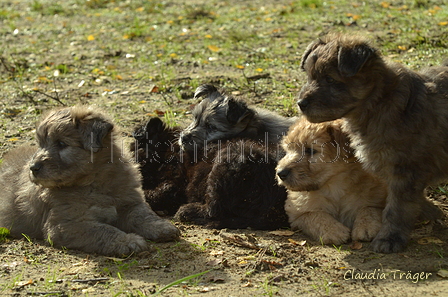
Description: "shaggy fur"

(276, 118), (386, 245)
(133, 117), (289, 230)
(297, 33), (445, 253)
(179, 84), (297, 152)
(132, 118), (188, 215)
(0, 106), (179, 256)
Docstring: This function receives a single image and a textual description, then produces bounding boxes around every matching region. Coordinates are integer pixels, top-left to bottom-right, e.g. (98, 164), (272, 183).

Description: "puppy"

(132, 117), (188, 215)
(133, 117), (289, 230)
(0, 106), (179, 256)
(175, 139), (289, 230)
(297, 33), (445, 253)
(179, 84), (297, 152)
(276, 118), (386, 245)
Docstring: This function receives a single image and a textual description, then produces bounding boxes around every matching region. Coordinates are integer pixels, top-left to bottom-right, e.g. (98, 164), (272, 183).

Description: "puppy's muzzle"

(297, 99), (310, 112)
(276, 168), (291, 181)
(30, 161), (43, 176)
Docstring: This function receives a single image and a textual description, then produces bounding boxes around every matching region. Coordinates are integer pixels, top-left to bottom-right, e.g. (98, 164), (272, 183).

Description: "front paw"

(143, 220), (180, 242)
(352, 222), (381, 242)
(319, 225), (351, 245)
(105, 233), (149, 256)
(370, 231), (408, 253)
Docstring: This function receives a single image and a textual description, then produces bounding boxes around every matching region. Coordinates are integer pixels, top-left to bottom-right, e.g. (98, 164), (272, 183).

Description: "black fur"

(132, 118), (289, 230)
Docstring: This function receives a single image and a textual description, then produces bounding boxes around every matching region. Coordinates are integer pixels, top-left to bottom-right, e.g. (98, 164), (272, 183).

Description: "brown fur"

(276, 118), (386, 244)
(0, 106), (179, 256)
(297, 33), (445, 253)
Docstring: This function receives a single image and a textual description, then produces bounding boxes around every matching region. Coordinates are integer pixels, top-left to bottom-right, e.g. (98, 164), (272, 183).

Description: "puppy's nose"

(297, 99), (309, 111)
(30, 162), (43, 174)
(277, 168), (291, 181)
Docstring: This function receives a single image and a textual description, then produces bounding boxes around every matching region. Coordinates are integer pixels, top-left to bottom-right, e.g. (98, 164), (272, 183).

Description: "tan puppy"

(276, 118), (386, 245)
(0, 106), (179, 256)
(297, 33), (445, 253)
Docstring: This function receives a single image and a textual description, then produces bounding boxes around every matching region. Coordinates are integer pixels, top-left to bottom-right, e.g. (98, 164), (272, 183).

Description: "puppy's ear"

(326, 122), (355, 158)
(77, 114), (114, 153)
(144, 117), (165, 137)
(300, 38), (325, 71)
(337, 43), (375, 77)
(226, 98), (254, 125)
(194, 84), (219, 99)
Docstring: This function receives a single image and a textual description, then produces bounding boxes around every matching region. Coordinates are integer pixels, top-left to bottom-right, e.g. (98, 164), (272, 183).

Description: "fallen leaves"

(437, 269), (448, 278)
(268, 230), (294, 236)
(220, 232), (259, 250)
(288, 238), (306, 246)
(14, 279), (33, 289)
(417, 237), (444, 245)
(207, 45), (221, 52)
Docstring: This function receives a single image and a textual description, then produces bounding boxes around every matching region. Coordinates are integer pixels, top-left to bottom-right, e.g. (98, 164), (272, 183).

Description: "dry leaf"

(208, 45), (221, 52)
(417, 237), (444, 245)
(269, 230), (294, 236)
(349, 241), (363, 250)
(15, 279), (33, 288)
(206, 259), (222, 266)
(149, 85), (159, 93)
(87, 35), (95, 41)
(209, 250), (224, 256)
(288, 238), (306, 246)
(437, 269), (448, 278)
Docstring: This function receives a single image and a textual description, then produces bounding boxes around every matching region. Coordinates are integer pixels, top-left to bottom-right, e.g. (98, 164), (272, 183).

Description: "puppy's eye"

(304, 147), (317, 155)
(57, 141), (68, 149)
(325, 76), (335, 83)
(205, 123), (216, 131)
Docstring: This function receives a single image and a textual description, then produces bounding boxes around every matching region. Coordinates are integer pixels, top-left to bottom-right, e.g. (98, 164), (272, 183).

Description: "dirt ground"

(1, 213), (448, 296)
(1, 0), (448, 296)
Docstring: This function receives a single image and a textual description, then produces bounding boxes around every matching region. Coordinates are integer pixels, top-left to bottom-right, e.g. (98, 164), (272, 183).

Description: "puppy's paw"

(352, 222), (381, 242)
(370, 231), (408, 253)
(108, 233), (149, 256)
(142, 220), (180, 242)
(352, 207), (382, 242)
(319, 225), (351, 245)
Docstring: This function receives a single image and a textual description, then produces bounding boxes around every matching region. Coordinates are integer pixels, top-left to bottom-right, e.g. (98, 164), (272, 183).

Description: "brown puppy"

(297, 33), (445, 253)
(276, 118), (386, 245)
(0, 106), (179, 256)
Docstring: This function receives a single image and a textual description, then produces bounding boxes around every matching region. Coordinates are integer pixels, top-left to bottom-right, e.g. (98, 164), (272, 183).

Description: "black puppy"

(133, 117), (289, 230)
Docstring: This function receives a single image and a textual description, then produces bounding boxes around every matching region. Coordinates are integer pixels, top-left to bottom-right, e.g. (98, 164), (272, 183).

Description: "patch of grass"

(261, 274), (279, 296)
(154, 269), (211, 295)
(311, 277), (337, 296)
(0, 227), (10, 242)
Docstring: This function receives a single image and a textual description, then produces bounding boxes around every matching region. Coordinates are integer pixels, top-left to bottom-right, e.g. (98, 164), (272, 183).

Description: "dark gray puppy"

(179, 84), (297, 152)
(297, 33), (445, 253)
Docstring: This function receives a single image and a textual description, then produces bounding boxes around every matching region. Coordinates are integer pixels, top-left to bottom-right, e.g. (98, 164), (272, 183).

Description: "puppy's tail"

(194, 84), (222, 100)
